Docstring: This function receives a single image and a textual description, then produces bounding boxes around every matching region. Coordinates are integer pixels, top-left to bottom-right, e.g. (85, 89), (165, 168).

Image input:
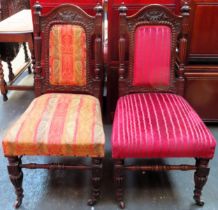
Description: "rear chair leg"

(7, 156), (24, 208)
(114, 159), (125, 209)
(193, 158), (210, 206)
(88, 158), (103, 206)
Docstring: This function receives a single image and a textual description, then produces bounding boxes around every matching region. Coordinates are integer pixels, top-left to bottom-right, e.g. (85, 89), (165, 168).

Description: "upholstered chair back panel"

(133, 25), (172, 88)
(49, 24), (87, 86)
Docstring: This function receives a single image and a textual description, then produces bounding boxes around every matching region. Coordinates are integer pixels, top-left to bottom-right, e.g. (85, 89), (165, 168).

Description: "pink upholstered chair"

(112, 2), (216, 208)
(2, 2), (104, 208)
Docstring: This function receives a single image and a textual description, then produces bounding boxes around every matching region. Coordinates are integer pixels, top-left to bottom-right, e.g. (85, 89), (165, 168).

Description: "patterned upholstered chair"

(112, 2), (216, 209)
(2, 2), (104, 208)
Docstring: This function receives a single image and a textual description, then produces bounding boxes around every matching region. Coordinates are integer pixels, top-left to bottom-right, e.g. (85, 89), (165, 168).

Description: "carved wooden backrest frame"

(33, 2), (103, 101)
(118, 3), (190, 97)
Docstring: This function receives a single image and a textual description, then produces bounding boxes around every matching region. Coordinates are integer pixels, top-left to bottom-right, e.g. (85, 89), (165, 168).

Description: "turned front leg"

(88, 158), (103, 206)
(114, 159), (125, 209)
(7, 156), (24, 208)
(193, 158), (210, 206)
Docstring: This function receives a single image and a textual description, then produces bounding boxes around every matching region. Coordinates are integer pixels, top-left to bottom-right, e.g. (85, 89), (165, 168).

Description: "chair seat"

(112, 93), (216, 159)
(3, 93), (105, 157)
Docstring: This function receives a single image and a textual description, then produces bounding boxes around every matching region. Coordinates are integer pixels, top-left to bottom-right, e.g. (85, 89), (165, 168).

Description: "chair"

(112, 2), (216, 208)
(2, 2), (105, 208)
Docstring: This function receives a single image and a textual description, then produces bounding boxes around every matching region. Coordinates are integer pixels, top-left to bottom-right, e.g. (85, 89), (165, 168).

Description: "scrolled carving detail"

(41, 11), (94, 33)
(128, 7), (181, 32)
(138, 10), (170, 22)
(57, 10), (83, 22)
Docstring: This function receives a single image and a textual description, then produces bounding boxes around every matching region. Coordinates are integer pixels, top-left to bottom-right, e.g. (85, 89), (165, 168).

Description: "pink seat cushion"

(112, 93), (216, 159)
(133, 25), (171, 87)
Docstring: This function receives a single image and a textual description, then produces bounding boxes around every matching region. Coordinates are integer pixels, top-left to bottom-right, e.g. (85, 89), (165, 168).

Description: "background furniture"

(184, 0), (218, 122)
(0, 0), (32, 101)
(107, 0), (218, 122)
(2, 2), (104, 208)
(112, 2), (216, 208)
(0, 10), (34, 101)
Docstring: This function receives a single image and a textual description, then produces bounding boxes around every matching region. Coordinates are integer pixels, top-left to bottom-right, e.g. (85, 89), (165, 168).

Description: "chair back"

(118, 4), (189, 96)
(33, 2), (103, 100)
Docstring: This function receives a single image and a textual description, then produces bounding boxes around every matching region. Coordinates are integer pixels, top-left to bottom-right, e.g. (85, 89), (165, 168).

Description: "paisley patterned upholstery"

(3, 94), (105, 157)
(112, 93), (216, 159)
(133, 25), (171, 87)
(49, 24), (87, 86)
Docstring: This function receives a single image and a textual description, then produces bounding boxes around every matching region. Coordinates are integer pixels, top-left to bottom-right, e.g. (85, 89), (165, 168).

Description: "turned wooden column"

(23, 42), (32, 74)
(114, 159), (125, 209)
(88, 158), (103, 206)
(0, 56), (7, 101)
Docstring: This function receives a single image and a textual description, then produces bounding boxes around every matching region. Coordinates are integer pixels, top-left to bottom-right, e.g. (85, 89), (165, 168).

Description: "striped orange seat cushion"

(2, 94), (105, 157)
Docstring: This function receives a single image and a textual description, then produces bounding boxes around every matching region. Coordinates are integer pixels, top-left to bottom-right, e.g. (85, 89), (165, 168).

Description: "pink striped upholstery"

(133, 25), (171, 87)
(112, 93), (216, 159)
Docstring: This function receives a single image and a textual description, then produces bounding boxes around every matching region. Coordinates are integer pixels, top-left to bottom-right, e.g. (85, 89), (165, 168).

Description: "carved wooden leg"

(114, 159), (125, 209)
(193, 158), (210, 206)
(23, 43), (31, 74)
(6, 59), (15, 82)
(88, 158), (103, 206)
(7, 156), (24, 208)
(0, 57), (8, 101)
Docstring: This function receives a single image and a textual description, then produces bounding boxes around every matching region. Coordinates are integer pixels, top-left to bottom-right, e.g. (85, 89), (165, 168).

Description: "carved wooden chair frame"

(34, 2), (103, 101)
(118, 5), (181, 96)
(114, 2), (211, 209)
(6, 2), (104, 208)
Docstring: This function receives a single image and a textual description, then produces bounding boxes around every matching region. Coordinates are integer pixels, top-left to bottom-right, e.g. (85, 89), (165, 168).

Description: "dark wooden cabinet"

(188, 0), (218, 63)
(185, 68), (218, 122)
(184, 0), (218, 121)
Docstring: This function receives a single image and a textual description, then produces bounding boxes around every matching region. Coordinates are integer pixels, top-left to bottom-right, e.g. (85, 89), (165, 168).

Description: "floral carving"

(138, 11), (170, 21)
(58, 11), (82, 22)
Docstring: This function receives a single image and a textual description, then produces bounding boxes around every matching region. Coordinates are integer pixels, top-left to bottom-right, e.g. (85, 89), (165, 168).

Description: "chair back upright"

(33, 2), (103, 101)
(118, 2), (190, 97)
